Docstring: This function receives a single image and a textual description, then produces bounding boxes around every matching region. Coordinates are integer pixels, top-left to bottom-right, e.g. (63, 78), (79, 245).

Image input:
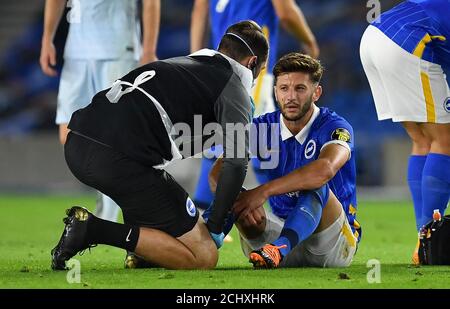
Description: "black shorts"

(64, 132), (199, 237)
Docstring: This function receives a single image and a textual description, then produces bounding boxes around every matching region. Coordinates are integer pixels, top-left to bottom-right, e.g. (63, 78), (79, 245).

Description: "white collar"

(189, 49), (253, 96)
(280, 105), (320, 144)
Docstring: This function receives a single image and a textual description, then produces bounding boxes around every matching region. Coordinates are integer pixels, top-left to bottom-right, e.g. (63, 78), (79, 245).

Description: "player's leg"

(361, 25), (427, 230)
(419, 122), (450, 227)
(137, 217), (218, 269)
(51, 206), (217, 270)
(55, 59), (91, 145)
(416, 58), (450, 227)
(282, 193), (358, 268)
(58, 124), (70, 145)
(236, 207), (282, 258)
(95, 193), (120, 223)
(193, 156), (216, 210)
(249, 185), (331, 268)
(402, 121), (430, 231)
(54, 132), (217, 270)
(56, 59), (120, 222)
(362, 26), (442, 265)
(192, 145), (225, 210)
(92, 58), (138, 222)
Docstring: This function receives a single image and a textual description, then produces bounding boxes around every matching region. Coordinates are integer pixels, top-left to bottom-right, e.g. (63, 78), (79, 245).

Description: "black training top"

(68, 50), (252, 234)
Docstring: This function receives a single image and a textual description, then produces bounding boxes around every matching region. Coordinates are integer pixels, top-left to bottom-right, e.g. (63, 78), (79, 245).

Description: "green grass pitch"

(0, 194), (449, 289)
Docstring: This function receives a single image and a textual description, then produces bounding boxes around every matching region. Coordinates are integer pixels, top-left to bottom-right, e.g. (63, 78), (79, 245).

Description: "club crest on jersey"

(444, 97), (450, 113)
(186, 197), (197, 217)
(304, 140), (316, 159)
(331, 128), (351, 142)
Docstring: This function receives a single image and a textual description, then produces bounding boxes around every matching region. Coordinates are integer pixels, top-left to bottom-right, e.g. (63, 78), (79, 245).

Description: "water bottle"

(431, 209), (442, 232)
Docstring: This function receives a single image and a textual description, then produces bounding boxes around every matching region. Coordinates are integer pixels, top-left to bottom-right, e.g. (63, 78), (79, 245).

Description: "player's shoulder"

(253, 110), (281, 125)
(315, 107), (353, 131)
(313, 107), (354, 145)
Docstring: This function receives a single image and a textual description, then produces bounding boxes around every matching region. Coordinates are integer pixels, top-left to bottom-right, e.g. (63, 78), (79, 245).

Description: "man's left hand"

(232, 186), (267, 218)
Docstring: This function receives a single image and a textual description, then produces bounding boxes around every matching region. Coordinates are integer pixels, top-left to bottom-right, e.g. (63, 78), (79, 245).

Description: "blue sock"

(193, 156), (216, 209)
(202, 202), (235, 235)
(407, 155), (426, 231)
(273, 185), (329, 257)
(420, 153), (450, 227)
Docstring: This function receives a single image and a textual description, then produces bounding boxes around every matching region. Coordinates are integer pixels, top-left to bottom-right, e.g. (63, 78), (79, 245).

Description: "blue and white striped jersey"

(252, 107), (361, 240)
(373, 0), (450, 76)
(209, 0), (279, 72)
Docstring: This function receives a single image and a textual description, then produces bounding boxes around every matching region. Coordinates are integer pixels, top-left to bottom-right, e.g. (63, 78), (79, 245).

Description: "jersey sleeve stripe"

(320, 140), (351, 160)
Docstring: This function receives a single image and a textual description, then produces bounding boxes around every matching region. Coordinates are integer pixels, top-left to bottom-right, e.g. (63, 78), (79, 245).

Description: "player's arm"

(140, 0), (160, 64)
(40, 0), (66, 76)
(208, 156), (223, 194)
(271, 0), (319, 58)
(206, 80), (251, 235)
(233, 143), (349, 217)
(190, 0), (209, 53)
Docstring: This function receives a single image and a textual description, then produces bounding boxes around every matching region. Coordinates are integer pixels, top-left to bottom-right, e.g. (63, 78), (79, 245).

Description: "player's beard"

(280, 93), (313, 122)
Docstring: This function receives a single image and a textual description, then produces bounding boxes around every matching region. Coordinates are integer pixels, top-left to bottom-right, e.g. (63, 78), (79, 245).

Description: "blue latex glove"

(203, 187), (246, 249)
(209, 232), (225, 249)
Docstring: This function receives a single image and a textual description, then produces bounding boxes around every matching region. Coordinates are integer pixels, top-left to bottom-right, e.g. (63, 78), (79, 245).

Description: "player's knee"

(196, 244), (218, 269)
(433, 133), (450, 149)
(236, 216), (265, 240)
(201, 252), (218, 269)
(186, 223), (219, 269)
(403, 123), (430, 154)
(237, 214), (256, 228)
(412, 139), (431, 154)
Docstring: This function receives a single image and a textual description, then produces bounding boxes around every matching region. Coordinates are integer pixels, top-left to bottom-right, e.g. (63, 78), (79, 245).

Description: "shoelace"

(262, 244), (287, 265)
(79, 244), (97, 256)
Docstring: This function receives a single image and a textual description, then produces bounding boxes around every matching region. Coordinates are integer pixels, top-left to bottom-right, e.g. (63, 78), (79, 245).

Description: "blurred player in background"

(190, 0), (319, 224)
(39, 0), (160, 222)
(209, 53), (360, 268)
(50, 21), (269, 270)
(360, 0), (450, 264)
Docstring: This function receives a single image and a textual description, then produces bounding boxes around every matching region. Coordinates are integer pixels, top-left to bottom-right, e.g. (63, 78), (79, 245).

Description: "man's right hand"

(40, 40), (58, 76)
(232, 186), (268, 219)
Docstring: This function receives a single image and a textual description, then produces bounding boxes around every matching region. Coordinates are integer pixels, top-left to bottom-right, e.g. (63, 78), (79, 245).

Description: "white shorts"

(252, 73), (276, 117)
(56, 58), (137, 124)
(360, 25), (450, 123)
(240, 208), (358, 268)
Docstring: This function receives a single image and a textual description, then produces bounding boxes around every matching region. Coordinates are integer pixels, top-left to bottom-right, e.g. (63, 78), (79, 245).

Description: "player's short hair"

(218, 20), (269, 69)
(273, 53), (323, 84)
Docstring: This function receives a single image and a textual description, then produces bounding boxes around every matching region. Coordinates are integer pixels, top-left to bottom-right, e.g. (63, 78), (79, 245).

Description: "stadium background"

(0, 0), (408, 198)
